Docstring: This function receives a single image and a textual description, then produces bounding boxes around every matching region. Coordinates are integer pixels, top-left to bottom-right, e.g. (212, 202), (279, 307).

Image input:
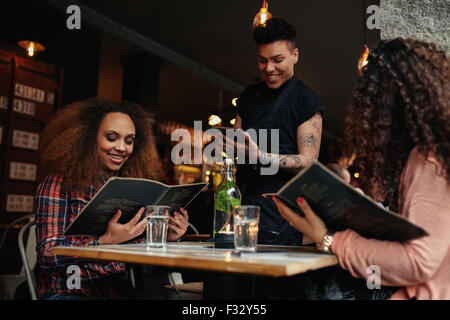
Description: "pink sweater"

(332, 147), (450, 300)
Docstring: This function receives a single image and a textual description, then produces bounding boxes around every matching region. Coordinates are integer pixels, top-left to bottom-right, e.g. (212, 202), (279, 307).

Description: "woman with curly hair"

(272, 38), (449, 299)
(36, 98), (189, 299)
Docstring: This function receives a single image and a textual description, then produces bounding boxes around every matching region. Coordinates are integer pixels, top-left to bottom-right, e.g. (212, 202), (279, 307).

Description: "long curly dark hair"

(40, 98), (161, 190)
(344, 38), (449, 210)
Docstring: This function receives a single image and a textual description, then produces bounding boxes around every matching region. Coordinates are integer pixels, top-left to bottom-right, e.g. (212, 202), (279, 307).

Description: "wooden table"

(52, 242), (337, 277)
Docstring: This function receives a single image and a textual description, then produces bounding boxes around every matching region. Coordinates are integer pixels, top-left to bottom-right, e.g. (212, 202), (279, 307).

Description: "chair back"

(18, 221), (37, 300)
(188, 222), (199, 235)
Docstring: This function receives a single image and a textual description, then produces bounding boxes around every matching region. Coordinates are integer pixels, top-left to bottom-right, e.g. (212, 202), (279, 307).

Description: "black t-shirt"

(236, 75), (325, 191)
(235, 75), (324, 245)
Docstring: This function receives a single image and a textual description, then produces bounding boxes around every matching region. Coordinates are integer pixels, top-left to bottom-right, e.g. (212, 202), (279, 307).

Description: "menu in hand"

(64, 177), (208, 237)
(264, 161), (428, 242)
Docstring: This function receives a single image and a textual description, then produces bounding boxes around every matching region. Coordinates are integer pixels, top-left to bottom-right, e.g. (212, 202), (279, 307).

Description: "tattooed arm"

(261, 112), (322, 172)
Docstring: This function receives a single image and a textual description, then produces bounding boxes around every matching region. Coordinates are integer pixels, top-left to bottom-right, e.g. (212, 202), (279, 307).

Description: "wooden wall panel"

(0, 49), (63, 224)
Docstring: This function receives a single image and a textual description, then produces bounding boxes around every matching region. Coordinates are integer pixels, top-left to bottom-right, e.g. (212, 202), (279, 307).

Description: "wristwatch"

(317, 232), (334, 253)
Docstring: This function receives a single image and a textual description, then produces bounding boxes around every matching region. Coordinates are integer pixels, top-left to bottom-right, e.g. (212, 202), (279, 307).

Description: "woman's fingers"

(297, 198), (322, 224)
(168, 223), (184, 241)
(168, 210), (188, 240)
(169, 222), (183, 234)
(296, 197), (314, 217)
(172, 209), (188, 226)
(128, 207), (145, 226)
(132, 214), (147, 236)
(272, 197), (303, 222)
(272, 196), (328, 244)
(178, 207), (189, 220)
(109, 209), (122, 224)
(272, 196), (313, 232)
(170, 212), (187, 230)
(296, 197), (328, 243)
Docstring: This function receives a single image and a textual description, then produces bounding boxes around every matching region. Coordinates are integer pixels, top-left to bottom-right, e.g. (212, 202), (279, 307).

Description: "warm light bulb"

(208, 114), (222, 126)
(229, 118), (236, 126)
(231, 97), (239, 107)
(253, 0), (273, 28)
(27, 42), (35, 57)
(260, 10), (268, 24)
(357, 45), (370, 76)
(18, 40), (45, 58)
(354, 172), (360, 179)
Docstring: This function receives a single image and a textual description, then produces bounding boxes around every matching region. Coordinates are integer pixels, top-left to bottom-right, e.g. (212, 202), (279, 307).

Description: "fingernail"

(297, 197), (304, 204)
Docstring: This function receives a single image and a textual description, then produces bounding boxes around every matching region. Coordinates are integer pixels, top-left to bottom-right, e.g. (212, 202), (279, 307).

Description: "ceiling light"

(18, 40), (45, 57)
(357, 45), (369, 76)
(253, 0), (273, 28)
(208, 114), (222, 126)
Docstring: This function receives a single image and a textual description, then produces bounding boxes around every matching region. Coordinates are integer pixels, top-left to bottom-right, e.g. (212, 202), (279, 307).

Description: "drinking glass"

(233, 205), (260, 252)
(145, 205), (171, 248)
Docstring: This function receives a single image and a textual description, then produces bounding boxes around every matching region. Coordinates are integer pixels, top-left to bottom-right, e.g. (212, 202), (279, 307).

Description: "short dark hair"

(253, 17), (297, 48)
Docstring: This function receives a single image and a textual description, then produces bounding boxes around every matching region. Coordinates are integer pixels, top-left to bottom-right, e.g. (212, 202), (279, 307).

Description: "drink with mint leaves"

(213, 158), (241, 238)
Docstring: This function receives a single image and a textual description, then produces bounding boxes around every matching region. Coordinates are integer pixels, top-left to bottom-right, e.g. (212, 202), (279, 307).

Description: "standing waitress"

(233, 17), (324, 246)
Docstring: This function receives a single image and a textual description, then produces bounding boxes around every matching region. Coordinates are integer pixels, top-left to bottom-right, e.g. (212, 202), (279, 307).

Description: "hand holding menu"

(64, 177), (208, 237)
(264, 161), (428, 242)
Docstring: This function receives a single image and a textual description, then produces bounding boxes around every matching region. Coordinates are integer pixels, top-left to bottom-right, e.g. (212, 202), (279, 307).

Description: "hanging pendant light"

(253, 0), (273, 28)
(18, 40), (45, 57)
(208, 114), (222, 126)
(357, 45), (370, 75)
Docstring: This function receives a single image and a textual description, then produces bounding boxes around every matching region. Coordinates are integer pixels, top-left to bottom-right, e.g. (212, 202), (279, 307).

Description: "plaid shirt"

(35, 173), (143, 299)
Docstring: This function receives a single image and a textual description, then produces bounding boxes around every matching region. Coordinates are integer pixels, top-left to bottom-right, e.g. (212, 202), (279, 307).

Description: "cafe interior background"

(2, 0), (446, 299)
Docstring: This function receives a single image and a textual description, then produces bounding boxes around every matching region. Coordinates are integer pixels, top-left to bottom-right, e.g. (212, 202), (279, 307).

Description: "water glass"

(145, 205), (171, 248)
(233, 205), (260, 252)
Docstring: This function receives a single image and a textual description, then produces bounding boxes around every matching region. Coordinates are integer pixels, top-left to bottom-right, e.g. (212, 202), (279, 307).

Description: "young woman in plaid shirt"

(35, 98), (189, 299)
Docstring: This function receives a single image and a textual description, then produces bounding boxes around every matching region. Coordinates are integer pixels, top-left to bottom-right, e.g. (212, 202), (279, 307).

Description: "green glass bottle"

(213, 158), (241, 239)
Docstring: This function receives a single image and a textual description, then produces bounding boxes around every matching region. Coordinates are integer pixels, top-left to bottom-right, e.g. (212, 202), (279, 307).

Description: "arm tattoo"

(280, 156), (288, 167)
(293, 155), (302, 165)
(278, 155), (302, 168)
(311, 120), (320, 130)
(309, 113), (322, 131)
(299, 133), (318, 149)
